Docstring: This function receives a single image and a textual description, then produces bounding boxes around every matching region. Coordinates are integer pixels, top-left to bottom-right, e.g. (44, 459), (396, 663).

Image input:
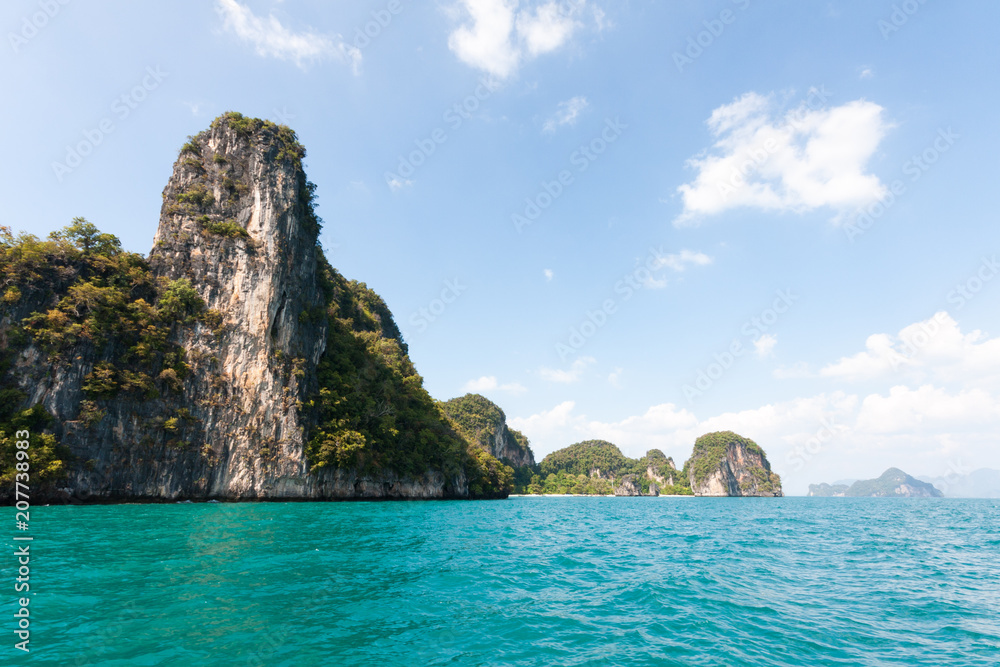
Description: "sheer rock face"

(690, 441), (783, 497)
(490, 424), (534, 468)
(614, 475), (643, 496)
(440, 394), (535, 468)
(143, 118), (326, 499)
(12, 117), (463, 501)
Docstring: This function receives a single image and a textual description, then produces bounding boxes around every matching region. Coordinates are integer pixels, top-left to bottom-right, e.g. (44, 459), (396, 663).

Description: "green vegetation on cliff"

(533, 441), (692, 495)
(0, 219), (217, 482)
(685, 431), (781, 496)
(439, 393), (535, 492)
(301, 258), (512, 498)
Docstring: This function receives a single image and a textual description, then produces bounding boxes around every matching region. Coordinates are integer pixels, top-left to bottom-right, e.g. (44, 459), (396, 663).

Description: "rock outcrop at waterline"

(686, 431), (783, 497)
(0, 113), (512, 502)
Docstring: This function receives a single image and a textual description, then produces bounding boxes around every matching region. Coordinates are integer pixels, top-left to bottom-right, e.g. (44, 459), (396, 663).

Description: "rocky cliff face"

(0, 113), (496, 502)
(614, 475), (659, 496)
(440, 394), (535, 468)
(687, 431), (782, 497)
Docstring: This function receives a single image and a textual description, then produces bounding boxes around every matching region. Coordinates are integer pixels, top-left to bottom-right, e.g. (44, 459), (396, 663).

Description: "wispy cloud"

(462, 375), (527, 394)
(675, 91), (891, 225)
(654, 249), (713, 272)
(540, 356), (594, 383)
(387, 175), (413, 192)
(544, 96), (589, 132)
(544, 268), (554, 281)
(754, 333), (778, 359)
(217, 0), (361, 70)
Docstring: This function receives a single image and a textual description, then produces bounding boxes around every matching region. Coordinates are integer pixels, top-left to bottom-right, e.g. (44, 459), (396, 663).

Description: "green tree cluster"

(439, 393), (536, 493)
(533, 441), (694, 495)
(0, 219), (219, 482)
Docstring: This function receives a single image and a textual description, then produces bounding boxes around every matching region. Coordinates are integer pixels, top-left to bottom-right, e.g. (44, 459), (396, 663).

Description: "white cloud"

(859, 66), (875, 80)
(539, 356), (594, 383)
(387, 176), (413, 192)
(543, 96), (589, 132)
(856, 385), (1000, 434)
(754, 334), (777, 359)
(508, 400), (580, 444)
(654, 249), (713, 272)
(819, 312), (1000, 385)
(675, 91), (890, 225)
(608, 367), (623, 388)
(544, 268), (554, 281)
(462, 375), (527, 394)
(447, 0), (588, 79)
(217, 0), (360, 70)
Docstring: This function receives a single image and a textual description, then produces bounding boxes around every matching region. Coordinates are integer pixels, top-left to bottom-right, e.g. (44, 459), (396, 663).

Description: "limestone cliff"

(439, 394), (535, 468)
(685, 431), (782, 497)
(0, 113), (508, 502)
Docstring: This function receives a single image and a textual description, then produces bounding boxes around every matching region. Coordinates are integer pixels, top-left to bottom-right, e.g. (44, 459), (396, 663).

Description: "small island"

(516, 430), (782, 498)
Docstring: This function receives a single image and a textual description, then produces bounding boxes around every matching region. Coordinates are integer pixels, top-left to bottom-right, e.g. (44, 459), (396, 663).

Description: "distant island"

(520, 430), (782, 498)
(809, 468), (943, 498)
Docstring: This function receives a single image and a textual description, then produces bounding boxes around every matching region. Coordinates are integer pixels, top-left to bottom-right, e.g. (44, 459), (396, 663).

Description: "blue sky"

(3, 0), (999, 493)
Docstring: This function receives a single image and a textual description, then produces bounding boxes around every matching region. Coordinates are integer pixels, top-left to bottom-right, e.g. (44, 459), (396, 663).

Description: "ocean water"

(6, 497), (1000, 666)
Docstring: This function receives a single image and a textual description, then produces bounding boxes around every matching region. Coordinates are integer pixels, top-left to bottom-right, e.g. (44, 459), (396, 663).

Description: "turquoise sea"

(6, 497), (1000, 666)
